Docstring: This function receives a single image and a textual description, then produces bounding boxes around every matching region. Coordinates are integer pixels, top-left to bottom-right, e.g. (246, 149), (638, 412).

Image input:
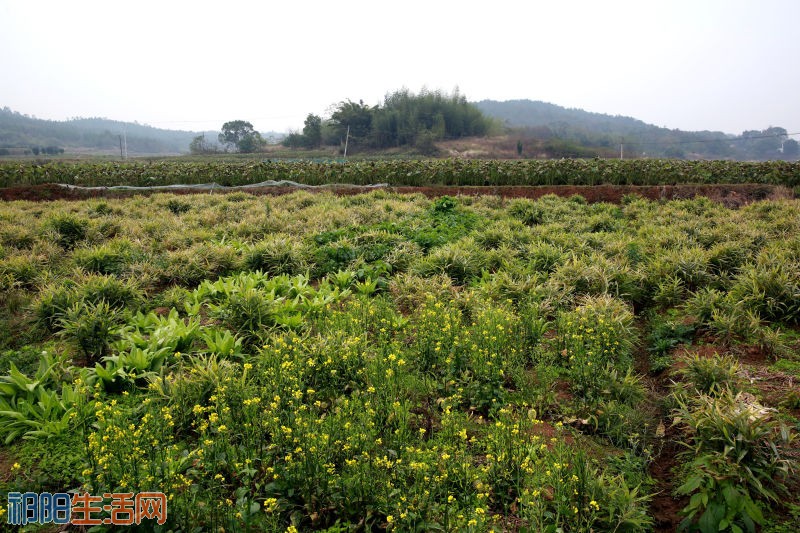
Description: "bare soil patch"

(649, 433), (686, 532)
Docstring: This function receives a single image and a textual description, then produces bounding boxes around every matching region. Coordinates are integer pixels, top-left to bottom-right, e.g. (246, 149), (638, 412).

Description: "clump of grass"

(389, 272), (454, 313)
(32, 274), (140, 335)
(673, 388), (796, 532)
(32, 281), (81, 332)
(165, 198), (191, 215)
(161, 243), (239, 287)
(1, 227), (36, 249)
(88, 201), (115, 216)
(652, 275), (686, 309)
(648, 246), (711, 293)
(0, 254), (42, 288)
(524, 241), (564, 274)
(79, 274), (141, 309)
(59, 300), (123, 363)
(384, 240), (423, 273)
(411, 238), (487, 285)
(73, 240), (136, 275)
(675, 352), (741, 396)
(709, 305), (762, 346)
(684, 287), (726, 323)
(245, 235), (308, 276)
(551, 253), (642, 304)
(45, 213), (88, 249)
(647, 318), (695, 373)
(728, 257), (800, 323)
(508, 198), (547, 226)
(706, 241), (749, 278)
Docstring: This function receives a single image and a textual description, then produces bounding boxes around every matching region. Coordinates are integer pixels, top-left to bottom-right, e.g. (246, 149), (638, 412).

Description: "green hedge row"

(1, 158), (799, 188)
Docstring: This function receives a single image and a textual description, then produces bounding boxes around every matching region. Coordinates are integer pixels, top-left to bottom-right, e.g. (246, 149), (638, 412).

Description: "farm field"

(0, 189), (799, 531)
(2, 158), (800, 188)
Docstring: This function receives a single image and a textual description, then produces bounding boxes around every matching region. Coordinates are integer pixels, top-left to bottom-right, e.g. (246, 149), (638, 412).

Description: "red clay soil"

(672, 343), (727, 362)
(631, 331), (689, 533)
(0, 183), (794, 206)
(531, 421), (575, 448)
(641, 387), (688, 532)
(649, 435), (686, 532)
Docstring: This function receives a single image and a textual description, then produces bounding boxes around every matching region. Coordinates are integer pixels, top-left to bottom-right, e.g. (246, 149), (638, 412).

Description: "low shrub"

(44, 213), (88, 249)
(411, 238), (487, 285)
(647, 318), (696, 373)
(73, 241), (136, 275)
(673, 388), (797, 532)
(32, 281), (80, 332)
(245, 235), (308, 276)
(59, 300), (123, 363)
(557, 295), (636, 398)
(729, 259), (800, 323)
(79, 274), (141, 309)
(675, 352), (741, 395)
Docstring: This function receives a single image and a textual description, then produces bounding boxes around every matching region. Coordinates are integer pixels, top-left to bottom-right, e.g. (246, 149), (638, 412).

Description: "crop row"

(1, 158), (799, 188)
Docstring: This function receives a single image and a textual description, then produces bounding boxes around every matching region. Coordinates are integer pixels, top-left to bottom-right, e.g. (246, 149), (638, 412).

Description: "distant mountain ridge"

(474, 99), (796, 160)
(0, 107), (214, 155)
(475, 99), (668, 133)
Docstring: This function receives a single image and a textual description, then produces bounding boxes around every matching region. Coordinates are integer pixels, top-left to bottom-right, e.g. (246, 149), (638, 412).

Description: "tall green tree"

(189, 134), (216, 154)
(218, 120), (264, 153)
(302, 114), (322, 148)
(782, 138), (799, 158)
(329, 100), (373, 142)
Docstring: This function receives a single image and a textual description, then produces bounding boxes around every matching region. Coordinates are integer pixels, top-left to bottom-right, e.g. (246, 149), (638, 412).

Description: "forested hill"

(0, 107), (211, 155)
(476, 99), (663, 133)
(474, 99), (798, 160)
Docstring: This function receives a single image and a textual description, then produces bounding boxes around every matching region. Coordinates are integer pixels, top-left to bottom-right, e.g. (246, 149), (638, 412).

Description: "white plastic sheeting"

(57, 180), (389, 191)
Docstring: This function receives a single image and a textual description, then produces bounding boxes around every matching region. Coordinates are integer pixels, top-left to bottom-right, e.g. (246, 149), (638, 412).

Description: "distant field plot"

(0, 191), (798, 531)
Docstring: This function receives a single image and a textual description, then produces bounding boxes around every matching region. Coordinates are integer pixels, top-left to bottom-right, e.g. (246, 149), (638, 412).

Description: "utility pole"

(343, 125), (350, 159)
(619, 142), (624, 160)
(119, 135), (124, 159)
(123, 126), (128, 160)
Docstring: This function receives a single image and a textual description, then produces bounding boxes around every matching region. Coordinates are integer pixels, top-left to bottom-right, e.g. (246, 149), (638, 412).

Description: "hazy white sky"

(1, 0), (798, 135)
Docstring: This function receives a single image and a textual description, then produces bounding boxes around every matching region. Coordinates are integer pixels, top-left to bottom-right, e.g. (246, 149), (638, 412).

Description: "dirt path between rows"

(644, 386), (686, 532)
(0, 183), (793, 207)
(630, 330), (687, 532)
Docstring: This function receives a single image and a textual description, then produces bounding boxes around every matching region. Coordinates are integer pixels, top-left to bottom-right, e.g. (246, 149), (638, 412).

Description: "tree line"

(283, 88), (492, 153)
(194, 92), (800, 160)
